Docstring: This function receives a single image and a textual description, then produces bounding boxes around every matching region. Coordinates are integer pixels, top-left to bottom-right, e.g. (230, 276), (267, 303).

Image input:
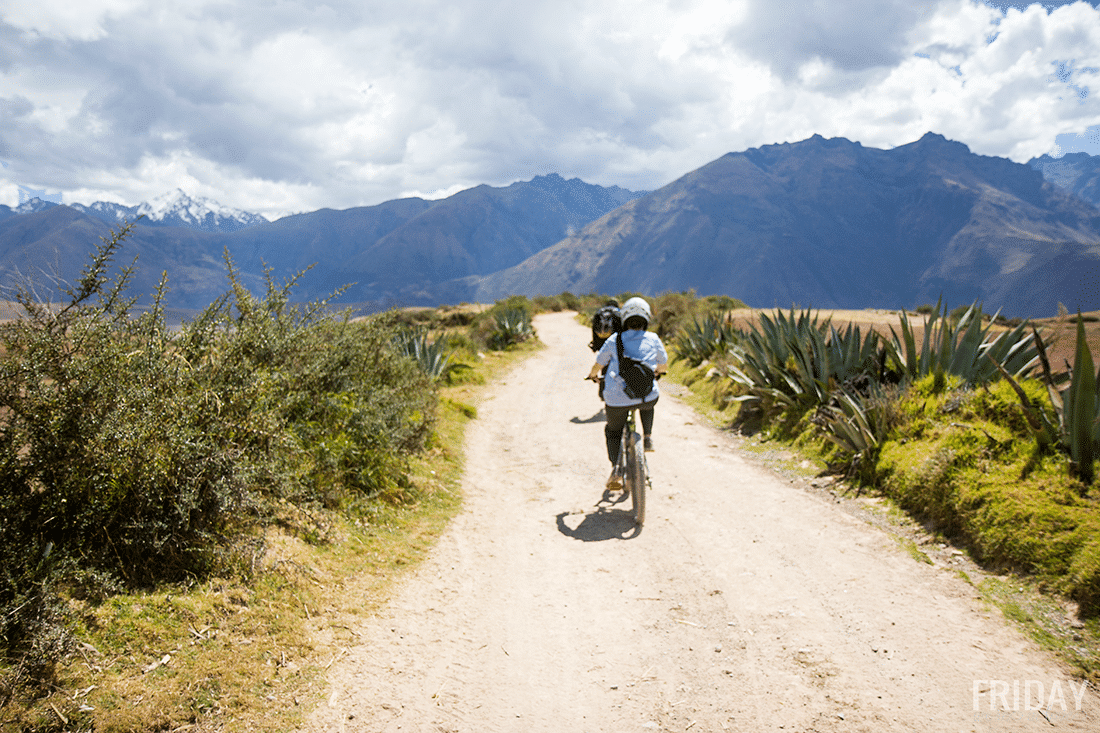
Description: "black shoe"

(644, 436), (654, 452)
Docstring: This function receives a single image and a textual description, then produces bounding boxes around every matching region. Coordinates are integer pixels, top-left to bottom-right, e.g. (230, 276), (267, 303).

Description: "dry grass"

(1031, 311), (1100, 373)
(6, 486), (463, 731)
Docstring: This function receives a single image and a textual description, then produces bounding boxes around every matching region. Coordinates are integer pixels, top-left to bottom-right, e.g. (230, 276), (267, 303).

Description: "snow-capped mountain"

(0, 197), (63, 224)
(134, 189), (269, 232)
(65, 189), (268, 233)
(69, 200), (134, 223)
(13, 197), (59, 215)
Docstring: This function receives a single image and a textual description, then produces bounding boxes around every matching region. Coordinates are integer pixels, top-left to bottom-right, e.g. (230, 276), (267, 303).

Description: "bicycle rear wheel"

(625, 431), (646, 526)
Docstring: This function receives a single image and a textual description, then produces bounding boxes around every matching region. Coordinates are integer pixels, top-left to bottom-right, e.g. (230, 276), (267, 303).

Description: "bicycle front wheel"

(626, 431), (646, 526)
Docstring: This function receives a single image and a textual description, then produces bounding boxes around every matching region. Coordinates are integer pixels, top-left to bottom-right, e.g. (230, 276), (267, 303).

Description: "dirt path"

(300, 312), (1096, 732)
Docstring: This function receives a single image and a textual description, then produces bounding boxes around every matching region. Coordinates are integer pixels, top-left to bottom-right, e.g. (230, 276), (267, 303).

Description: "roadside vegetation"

(0, 226), (540, 731)
(659, 295), (1100, 682)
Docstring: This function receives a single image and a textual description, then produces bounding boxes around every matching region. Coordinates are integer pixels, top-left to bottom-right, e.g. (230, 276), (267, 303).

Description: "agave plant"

(393, 327), (453, 381)
(724, 308), (886, 415)
(487, 307), (534, 350)
(672, 311), (739, 367)
(995, 317), (1100, 488)
(724, 308), (819, 412)
(887, 299), (1038, 388)
(1062, 320), (1100, 484)
(816, 385), (894, 482)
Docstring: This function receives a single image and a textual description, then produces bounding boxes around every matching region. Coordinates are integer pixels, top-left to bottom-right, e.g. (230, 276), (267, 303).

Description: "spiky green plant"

(394, 327), (453, 381)
(672, 311), (739, 367)
(1064, 319), (1099, 484)
(487, 307), (534, 350)
(816, 384), (899, 483)
(887, 299), (1038, 388)
(983, 316), (1099, 490)
(724, 308), (886, 415)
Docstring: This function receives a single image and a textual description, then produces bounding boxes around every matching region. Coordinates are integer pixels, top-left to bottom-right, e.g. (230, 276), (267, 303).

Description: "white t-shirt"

(595, 329), (668, 407)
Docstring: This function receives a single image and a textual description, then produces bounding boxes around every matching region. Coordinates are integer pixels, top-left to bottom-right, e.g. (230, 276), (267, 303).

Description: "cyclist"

(588, 300), (621, 401)
(589, 300), (621, 352)
(586, 296), (668, 489)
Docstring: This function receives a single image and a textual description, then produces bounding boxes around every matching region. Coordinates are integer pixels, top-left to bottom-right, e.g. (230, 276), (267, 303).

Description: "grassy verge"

(2, 340), (540, 732)
(976, 575), (1100, 682)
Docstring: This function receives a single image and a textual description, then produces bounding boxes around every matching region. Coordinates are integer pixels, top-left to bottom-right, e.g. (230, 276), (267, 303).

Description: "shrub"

(0, 227), (438, 686)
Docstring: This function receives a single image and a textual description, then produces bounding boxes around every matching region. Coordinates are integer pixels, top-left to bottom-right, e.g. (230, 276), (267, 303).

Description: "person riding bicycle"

(586, 296), (668, 489)
(588, 300), (621, 401)
(589, 300), (621, 352)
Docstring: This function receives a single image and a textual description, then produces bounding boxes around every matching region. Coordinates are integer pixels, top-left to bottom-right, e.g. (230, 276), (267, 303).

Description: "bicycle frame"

(616, 406), (647, 526)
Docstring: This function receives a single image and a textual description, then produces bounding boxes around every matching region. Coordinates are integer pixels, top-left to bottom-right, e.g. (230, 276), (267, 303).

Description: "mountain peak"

(468, 133), (1099, 318)
(14, 197), (58, 215)
(138, 189), (209, 221)
(913, 131), (972, 154)
(135, 190), (268, 231)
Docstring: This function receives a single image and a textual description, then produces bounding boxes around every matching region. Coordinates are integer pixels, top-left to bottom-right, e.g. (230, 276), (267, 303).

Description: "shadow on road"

(556, 506), (641, 541)
(570, 408), (606, 425)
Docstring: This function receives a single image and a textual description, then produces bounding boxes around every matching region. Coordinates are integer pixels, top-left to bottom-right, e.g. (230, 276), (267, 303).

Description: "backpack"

(589, 306), (622, 352)
(616, 334), (655, 401)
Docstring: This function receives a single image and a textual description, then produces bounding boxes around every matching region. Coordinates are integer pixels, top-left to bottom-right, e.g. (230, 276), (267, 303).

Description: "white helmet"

(620, 297), (652, 328)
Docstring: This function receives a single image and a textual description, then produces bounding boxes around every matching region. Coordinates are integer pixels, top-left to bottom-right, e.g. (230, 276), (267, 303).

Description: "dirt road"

(301, 312), (1095, 732)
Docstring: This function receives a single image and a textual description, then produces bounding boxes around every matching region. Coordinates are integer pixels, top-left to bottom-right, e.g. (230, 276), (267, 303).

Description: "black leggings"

(604, 399), (657, 465)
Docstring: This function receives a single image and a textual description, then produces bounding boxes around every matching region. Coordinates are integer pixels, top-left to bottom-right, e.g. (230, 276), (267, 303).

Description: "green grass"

(664, 357), (742, 428)
(876, 377), (1100, 614)
(895, 536), (934, 565)
(977, 576), (1100, 682)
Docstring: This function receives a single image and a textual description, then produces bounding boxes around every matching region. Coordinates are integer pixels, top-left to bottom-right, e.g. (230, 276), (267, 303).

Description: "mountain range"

(1, 135), (1098, 318)
(0, 175), (646, 311)
(459, 134), (1100, 318)
(0, 189), (268, 234)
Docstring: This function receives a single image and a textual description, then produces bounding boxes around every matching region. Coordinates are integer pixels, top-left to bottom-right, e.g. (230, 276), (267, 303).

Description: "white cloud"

(0, 0), (1098, 218)
(0, 0), (146, 42)
(728, 1), (944, 79)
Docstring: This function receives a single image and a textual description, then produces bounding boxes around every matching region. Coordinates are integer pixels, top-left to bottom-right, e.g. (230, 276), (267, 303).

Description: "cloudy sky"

(2, 0), (1099, 219)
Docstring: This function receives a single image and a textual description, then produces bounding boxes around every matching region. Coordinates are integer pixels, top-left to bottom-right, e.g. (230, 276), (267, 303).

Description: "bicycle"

(587, 375), (649, 527)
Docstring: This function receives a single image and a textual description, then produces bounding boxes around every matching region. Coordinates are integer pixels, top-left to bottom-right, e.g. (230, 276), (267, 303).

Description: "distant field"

(1031, 311), (1100, 375)
(0, 301), (22, 321)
